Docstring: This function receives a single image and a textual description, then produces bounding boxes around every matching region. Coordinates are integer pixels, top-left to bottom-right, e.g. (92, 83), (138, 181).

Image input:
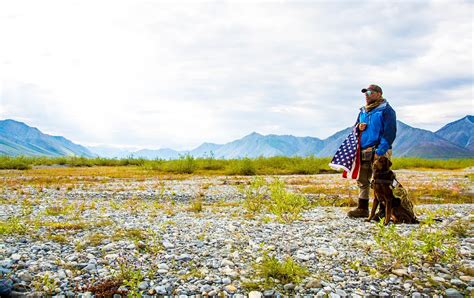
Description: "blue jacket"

(356, 100), (396, 155)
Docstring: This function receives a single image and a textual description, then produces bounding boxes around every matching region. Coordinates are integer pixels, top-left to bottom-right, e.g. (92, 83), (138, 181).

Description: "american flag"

(328, 128), (361, 179)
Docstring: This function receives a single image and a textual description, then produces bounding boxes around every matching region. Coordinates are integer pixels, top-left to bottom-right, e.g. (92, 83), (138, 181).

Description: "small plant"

(373, 221), (418, 267)
(0, 216), (28, 235)
(117, 259), (145, 298)
(112, 228), (146, 242)
(87, 232), (108, 246)
(448, 219), (471, 238)
(240, 176), (268, 214)
(44, 203), (75, 216)
(267, 179), (308, 223)
(373, 219), (459, 269)
(21, 198), (34, 216)
(248, 251), (309, 289)
(32, 273), (58, 295)
(180, 267), (206, 280)
(47, 233), (69, 244)
(188, 198), (203, 213)
(83, 278), (126, 297)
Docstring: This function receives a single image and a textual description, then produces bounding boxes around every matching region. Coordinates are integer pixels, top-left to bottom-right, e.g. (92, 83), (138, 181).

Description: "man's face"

(365, 89), (381, 104)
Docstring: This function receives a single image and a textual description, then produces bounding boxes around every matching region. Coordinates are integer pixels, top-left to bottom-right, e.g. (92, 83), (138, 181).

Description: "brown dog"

(366, 156), (419, 225)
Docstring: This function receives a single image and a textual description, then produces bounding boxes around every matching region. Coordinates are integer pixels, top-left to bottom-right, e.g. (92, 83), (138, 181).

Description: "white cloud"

(0, 0), (472, 149)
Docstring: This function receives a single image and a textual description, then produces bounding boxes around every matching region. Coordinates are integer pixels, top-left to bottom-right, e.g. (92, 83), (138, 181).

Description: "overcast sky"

(0, 0), (472, 150)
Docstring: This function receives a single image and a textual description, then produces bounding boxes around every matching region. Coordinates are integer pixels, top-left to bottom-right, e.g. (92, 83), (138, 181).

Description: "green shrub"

(267, 179), (308, 223)
(227, 158), (256, 175)
(0, 216), (28, 235)
(241, 176), (268, 213)
(117, 259), (144, 297)
(167, 154), (196, 174)
(373, 219), (459, 268)
(188, 198), (203, 213)
(0, 156), (31, 170)
(253, 251), (309, 285)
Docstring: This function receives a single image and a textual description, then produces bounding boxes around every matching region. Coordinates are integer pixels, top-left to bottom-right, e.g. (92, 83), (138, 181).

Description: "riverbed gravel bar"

(0, 169), (472, 297)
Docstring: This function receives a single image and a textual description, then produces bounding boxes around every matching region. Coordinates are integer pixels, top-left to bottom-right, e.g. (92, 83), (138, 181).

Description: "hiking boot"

(373, 203), (385, 222)
(347, 198), (369, 218)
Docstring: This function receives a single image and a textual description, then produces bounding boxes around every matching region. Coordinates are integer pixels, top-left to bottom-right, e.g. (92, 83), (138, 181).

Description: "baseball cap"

(361, 84), (383, 94)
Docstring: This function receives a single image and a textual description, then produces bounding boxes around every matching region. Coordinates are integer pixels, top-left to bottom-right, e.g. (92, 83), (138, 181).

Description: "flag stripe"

(328, 128), (361, 180)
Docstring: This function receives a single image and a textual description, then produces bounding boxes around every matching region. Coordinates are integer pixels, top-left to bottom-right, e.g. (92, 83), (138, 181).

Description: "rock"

(431, 276), (445, 283)
(224, 285), (237, 293)
(305, 279), (322, 289)
(221, 259), (234, 267)
(263, 289), (275, 297)
(138, 281), (149, 290)
(11, 254), (21, 261)
(176, 254), (192, 261)
(58, 270), (67, 279)
(450, 278), (464, 286)
(102, 243), (116, 251)
(283, 283), (295, 291)
(200, 285), (212, 293)
(445, 288), (463, 298)
(222, 277), (231, 285)
(84, 264), (96, 271)
(317, 247), (338, 256)
(104, 254), (119, 261)
(249, 291), (262, 298)
(157, 269), (168, 274)
(335, 289), (347, 297)
(392, 269), (408, 277)
(154, 285), (167, 295)
(18, 272), (33, 282)
(162, 240), (174, 249)
(296, 253), (311, 261)
(460, 275), (473, 282)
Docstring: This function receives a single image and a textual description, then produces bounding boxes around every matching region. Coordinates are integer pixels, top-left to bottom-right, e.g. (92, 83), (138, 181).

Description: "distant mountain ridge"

(435, 115), (474, 151)
(0, 116), (473, 159)
(88, 116), (474, 159)
(0, 119), (93, 157)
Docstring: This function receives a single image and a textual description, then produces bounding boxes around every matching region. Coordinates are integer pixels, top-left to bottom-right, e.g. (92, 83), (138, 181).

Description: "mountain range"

(0, 116), (473, 159)
(0, 119), (93, 157)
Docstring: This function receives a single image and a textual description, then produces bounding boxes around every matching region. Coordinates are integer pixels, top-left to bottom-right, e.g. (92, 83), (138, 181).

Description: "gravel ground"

(0, 170), (473, 297)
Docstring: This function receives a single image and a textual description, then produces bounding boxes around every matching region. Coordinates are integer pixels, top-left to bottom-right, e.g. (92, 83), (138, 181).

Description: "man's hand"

(374, 153), (380, 159)
(358, 123), (367, 131)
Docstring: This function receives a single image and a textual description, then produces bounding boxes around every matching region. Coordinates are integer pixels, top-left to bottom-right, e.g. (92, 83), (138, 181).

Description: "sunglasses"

(365, 90), (376, 95)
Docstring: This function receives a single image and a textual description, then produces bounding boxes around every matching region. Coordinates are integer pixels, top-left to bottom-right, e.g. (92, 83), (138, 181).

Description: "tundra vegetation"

(0, 156), (472, 296)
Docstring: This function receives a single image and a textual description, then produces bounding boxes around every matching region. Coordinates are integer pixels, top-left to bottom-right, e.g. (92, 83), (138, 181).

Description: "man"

(347, 84), (397, 218)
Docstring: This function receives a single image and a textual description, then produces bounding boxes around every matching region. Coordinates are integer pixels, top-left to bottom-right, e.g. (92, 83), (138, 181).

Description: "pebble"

(317, 247), (338, 256)
(445, 288), (463, 298)
(224, 285), (237, 293)
(0, 176), (472, 297)
(460, 275), (473, 282)
(392, 268), (408, 277)
(139, 281), (149, 290)
(283, 283), (295, 290)
(305, 279), (322, 289)
(249, 291), (263, 298)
